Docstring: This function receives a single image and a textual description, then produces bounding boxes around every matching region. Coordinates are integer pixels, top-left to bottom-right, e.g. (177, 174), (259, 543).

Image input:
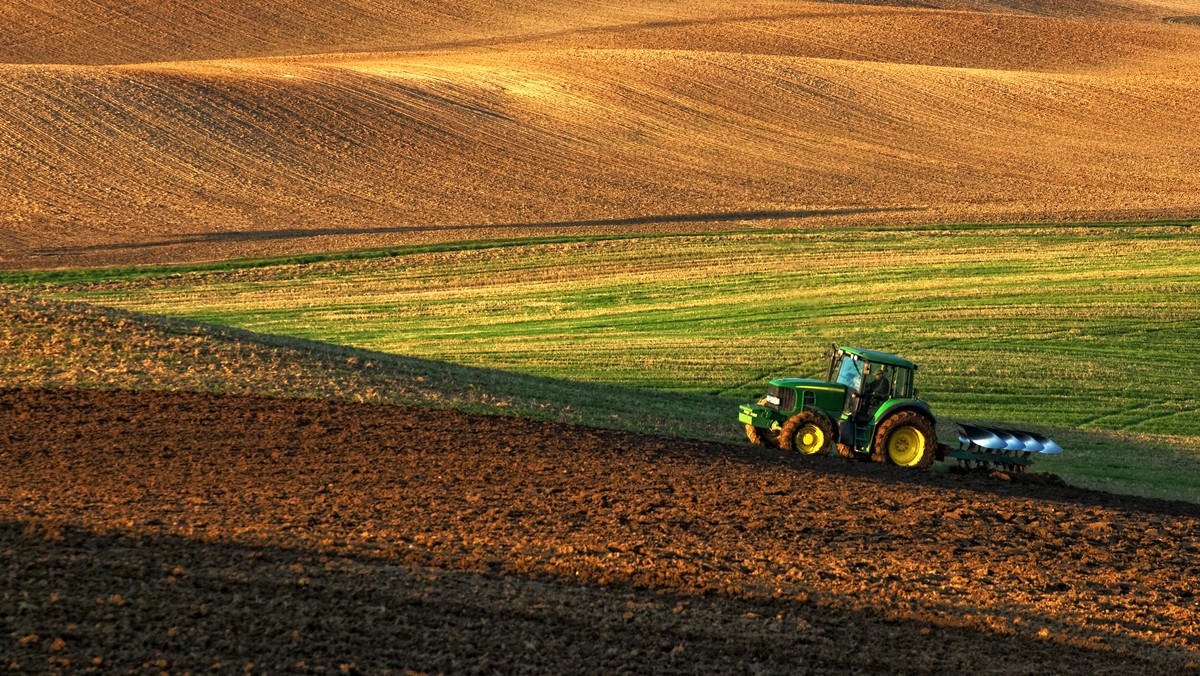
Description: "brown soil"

(3, 387), (1198, 673)
(3, 0), (1200, 270)
(0, 1), (1165, 66)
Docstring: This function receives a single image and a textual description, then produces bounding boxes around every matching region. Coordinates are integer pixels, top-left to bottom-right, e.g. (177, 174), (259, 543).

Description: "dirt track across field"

(2, 388), (1199, 673)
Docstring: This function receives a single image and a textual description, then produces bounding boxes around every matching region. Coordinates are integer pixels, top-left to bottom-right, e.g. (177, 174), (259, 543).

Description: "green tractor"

(739, 343), (1070, 470)
(739, 346), (939, 466)
(738, 345), (1063, 470)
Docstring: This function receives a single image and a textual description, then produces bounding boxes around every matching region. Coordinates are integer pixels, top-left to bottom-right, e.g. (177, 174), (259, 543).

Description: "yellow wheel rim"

(796, 424), (825, 455)
(888, 426), (926, 466)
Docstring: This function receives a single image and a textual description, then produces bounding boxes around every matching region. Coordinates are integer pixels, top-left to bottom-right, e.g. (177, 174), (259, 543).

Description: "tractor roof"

(842, 346), (916, 370)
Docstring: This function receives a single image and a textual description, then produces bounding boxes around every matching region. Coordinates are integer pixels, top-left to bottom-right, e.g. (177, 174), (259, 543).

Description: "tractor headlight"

(766, 395), (781, 406)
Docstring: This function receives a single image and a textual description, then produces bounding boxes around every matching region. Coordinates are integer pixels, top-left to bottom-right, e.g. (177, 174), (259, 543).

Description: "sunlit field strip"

(45, 224), (1200, 436)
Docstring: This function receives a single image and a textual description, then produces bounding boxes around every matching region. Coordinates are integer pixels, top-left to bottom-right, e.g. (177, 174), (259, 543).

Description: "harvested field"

(2, 387), (1199, 672)
(3, 0), (1200, 268)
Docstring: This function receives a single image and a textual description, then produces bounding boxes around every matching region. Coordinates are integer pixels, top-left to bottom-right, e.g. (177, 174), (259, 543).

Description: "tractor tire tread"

(746, 423), (781, 448)
(871, 410), (937, 468)
(779, 409), (835, 455)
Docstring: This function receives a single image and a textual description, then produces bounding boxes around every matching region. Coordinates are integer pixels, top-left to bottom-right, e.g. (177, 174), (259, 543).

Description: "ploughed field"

(4, 0), (1200, 268)
(3, 387), (1198, 672)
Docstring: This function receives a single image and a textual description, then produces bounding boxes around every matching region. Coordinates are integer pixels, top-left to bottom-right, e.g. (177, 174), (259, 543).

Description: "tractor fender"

(871, 398), (935, 428)
(873, 398), (936, 432)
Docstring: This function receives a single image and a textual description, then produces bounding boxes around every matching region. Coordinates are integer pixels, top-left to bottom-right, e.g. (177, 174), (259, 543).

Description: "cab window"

(892, 368), (912, 398)
(835, 357), (864, 391)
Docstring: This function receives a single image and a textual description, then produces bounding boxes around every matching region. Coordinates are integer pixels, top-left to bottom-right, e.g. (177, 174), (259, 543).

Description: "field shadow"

(791, 451), (1200, 518)
(30, 206), (923, 256)
(2, 520), (1190, 673)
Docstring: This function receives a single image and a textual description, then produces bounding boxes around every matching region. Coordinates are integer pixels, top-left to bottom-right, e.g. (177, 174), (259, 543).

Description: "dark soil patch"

(2, 388), (1198, 673)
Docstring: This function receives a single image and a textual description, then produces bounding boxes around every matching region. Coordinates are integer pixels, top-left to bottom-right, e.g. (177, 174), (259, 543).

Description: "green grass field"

(8, 221), (1200, 501)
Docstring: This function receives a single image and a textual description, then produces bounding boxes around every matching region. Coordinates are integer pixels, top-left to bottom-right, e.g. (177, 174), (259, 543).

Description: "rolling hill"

(2, 0), (1198, 269)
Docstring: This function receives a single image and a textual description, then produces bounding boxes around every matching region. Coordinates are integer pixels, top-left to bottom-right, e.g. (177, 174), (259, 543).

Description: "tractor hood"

(768, 378), (846, 393)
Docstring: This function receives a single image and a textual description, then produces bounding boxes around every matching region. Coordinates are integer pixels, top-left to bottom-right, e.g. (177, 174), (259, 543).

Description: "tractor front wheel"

(871, 411), (937, 468)
(779, 410), (834, 455)
(745, 423), (780, 448)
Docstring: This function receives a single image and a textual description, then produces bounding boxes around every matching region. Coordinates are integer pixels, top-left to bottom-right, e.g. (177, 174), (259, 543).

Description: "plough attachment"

(948, 423), (1062, 472)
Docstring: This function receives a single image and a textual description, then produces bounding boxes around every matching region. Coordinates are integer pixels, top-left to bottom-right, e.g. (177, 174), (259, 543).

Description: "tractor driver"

(865, 368), (891, 410)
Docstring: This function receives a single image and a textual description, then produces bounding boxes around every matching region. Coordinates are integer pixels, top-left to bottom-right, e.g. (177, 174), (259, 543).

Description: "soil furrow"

(2, 387), (1197, 671)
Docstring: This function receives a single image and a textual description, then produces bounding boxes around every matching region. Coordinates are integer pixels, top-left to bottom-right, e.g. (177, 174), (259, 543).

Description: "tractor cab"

(829, 348), (915, 420)
(826, 347), (919, 451)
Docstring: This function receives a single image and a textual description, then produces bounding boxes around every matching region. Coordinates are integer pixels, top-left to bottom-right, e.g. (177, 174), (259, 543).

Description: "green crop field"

(8, 221), (1200, 501)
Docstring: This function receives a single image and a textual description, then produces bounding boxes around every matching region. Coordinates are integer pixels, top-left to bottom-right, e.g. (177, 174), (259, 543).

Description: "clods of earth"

(2, 388), (1198, 673)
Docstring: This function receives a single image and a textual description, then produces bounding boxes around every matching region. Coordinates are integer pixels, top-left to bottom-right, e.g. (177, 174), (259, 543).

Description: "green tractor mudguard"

(871, 398), (935, 428)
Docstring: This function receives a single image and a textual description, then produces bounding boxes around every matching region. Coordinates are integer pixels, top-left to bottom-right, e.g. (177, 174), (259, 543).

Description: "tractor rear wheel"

(745, 423), (779, 448)
(779, 410), (834, 455)
(871, 411), (937, 468)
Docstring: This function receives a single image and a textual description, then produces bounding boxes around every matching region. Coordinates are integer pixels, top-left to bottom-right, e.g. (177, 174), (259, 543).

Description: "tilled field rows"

(3, 389), (1199, 672)
(4, 1), (1200, 268)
